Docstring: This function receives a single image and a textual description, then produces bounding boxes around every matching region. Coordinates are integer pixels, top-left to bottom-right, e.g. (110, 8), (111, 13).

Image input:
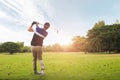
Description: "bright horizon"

(0, 0), (120, 46)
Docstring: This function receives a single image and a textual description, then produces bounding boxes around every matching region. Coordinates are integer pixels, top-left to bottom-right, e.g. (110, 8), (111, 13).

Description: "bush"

(0, 44), (4, 53)
(2, 42), (20, 54)
(22, 46), (31, 52)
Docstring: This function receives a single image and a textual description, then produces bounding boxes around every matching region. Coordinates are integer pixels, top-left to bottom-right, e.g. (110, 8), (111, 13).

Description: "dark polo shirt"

(31, 26), (48, 46)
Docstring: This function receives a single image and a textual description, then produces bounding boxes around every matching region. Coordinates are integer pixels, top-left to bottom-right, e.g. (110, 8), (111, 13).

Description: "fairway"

(0, 52), (120, 80)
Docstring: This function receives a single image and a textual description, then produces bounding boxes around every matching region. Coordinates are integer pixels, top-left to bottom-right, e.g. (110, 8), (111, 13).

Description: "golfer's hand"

(32, 21), (39, 26)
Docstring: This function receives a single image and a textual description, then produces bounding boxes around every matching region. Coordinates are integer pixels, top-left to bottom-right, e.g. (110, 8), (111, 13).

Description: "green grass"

(0, 52), (120, 80)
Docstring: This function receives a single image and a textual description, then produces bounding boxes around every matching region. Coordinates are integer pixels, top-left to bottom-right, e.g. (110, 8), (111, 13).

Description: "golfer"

(28, 21), (50, 75)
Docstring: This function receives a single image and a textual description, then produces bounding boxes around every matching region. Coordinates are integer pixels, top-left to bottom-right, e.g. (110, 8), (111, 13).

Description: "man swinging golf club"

(28, 21), (50, 75)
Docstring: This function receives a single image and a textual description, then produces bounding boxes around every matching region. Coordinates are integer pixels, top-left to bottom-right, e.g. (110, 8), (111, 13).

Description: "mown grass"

(0, 52), (120, 80)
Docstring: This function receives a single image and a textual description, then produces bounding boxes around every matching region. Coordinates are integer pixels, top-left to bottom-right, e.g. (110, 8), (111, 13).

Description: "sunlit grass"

(0, 52), (120, 80)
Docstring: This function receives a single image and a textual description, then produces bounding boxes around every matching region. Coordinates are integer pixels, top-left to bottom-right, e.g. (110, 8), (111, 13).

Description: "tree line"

(86, 20), (120, 53)
(44, 20), (120, 53)
(0, 20), (120, 54)
(0, 42), (30, 54)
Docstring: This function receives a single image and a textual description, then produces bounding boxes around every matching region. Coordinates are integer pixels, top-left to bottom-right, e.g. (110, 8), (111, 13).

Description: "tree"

(52, 43), (62, 52)
(0, 44), (4, 53)
(93, 20), (105, 29)
(43, 45), (52, 52)
(2, 42), (20, 54)
(22, 46), (31, 52)
(16, 42), (24, 52)
(72, 36), (87, 52)
(87, 21), (120, 53)
(86, 20), (105, 52)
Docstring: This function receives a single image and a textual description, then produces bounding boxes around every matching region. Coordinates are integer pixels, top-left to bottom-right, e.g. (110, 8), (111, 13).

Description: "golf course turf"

(0, 52), (120, 80)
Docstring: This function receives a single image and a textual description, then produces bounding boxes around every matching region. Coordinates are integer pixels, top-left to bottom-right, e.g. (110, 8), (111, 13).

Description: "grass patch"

(0, 52), (120, 80)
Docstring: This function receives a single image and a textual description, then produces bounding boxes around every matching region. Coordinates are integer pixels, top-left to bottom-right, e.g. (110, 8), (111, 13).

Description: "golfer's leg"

(31, 46), (37, 74)
(37, 46), (45, 72)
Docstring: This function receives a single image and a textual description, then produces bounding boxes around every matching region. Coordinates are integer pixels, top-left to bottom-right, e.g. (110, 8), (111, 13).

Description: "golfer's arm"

(28, 25), (45, 38)
(28, 25), (34, 32)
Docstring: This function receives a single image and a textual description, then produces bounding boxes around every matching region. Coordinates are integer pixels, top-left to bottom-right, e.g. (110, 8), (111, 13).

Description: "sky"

(0, 0), (120, 46)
